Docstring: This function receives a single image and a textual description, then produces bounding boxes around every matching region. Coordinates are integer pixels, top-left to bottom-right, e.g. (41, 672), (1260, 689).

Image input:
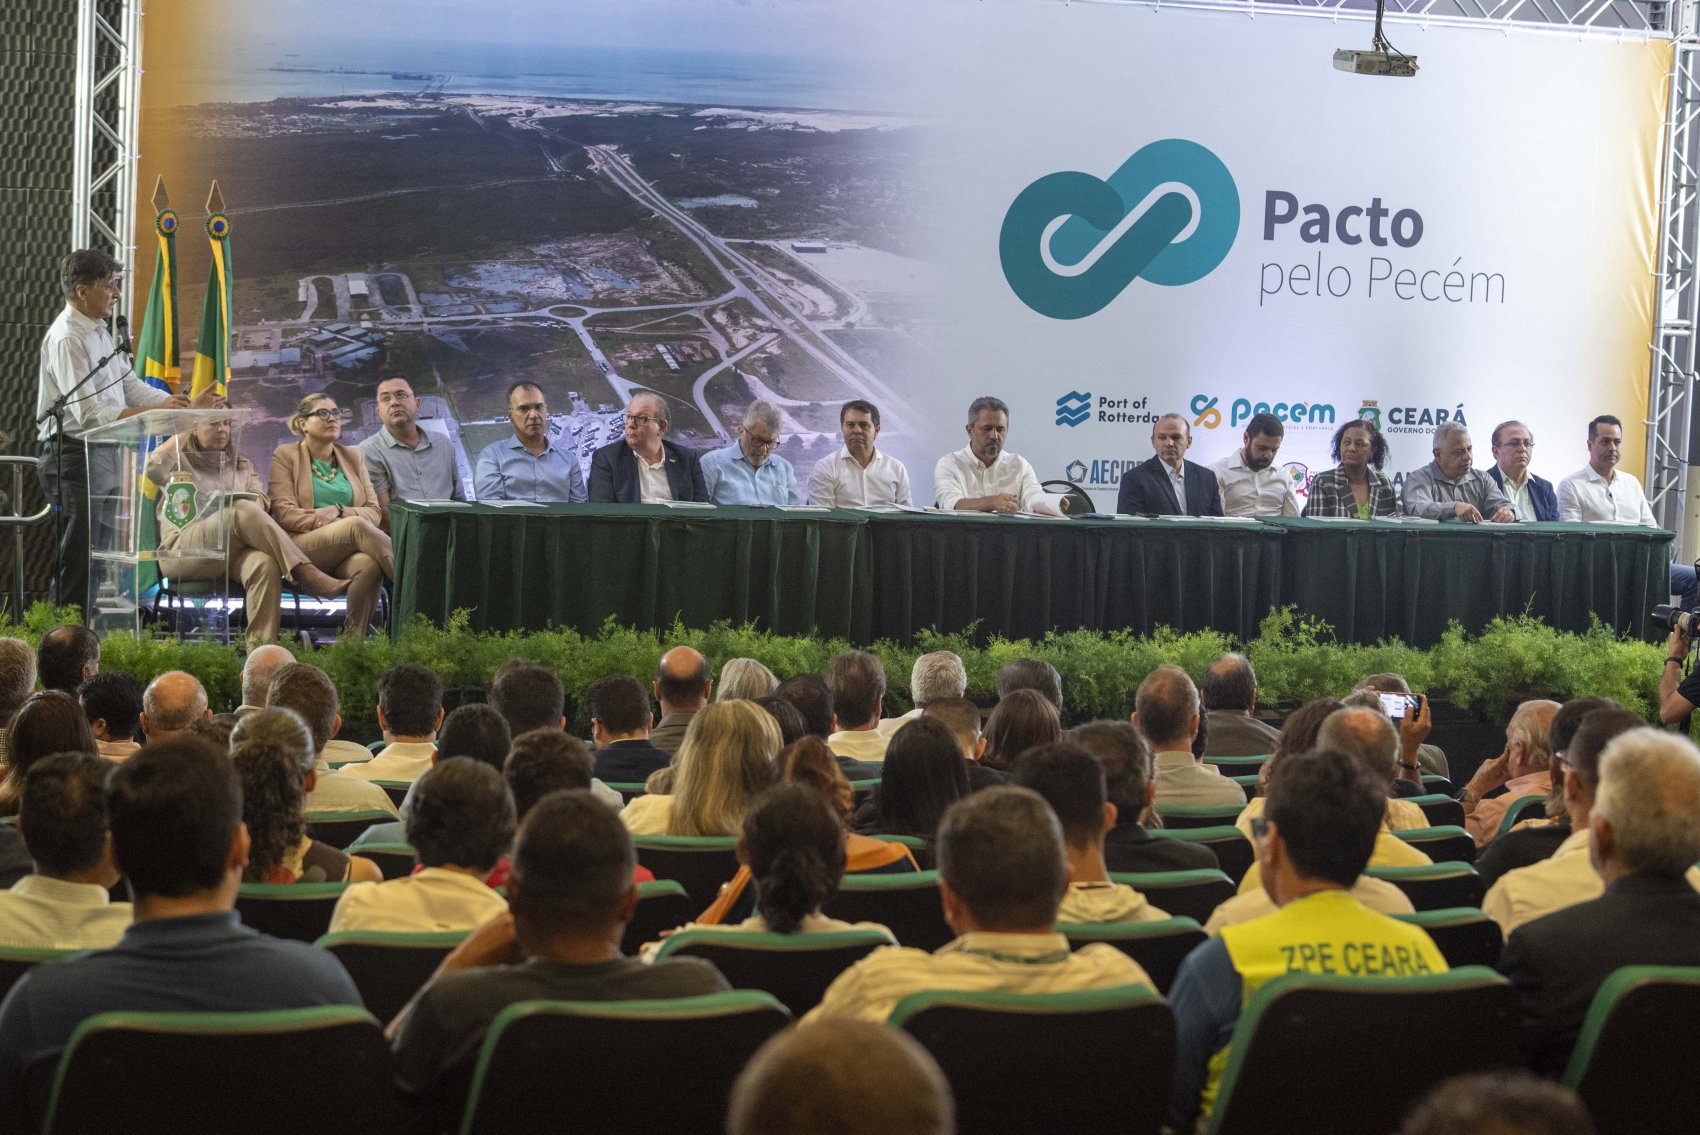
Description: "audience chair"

(1108, 870), (1236, 925)
(1390, 908), (1503, 969)
(892, 984), (1174, 1135)
(822, 871), (953, 951)
(308, 810), (402, 851)
(1562, 965), (1700, 1135)
(1230, 774), (1259, 802)
(1407, 793), (1465, 829)
(1364, 862), (1485, 911)
(236, 882), (350, 943)
(630, 835), (740, 910)
(1496, 794), (1548, 837)
(848, 778), (879, 811)
(871, 831), (934, 870)
(459, 991), (791, 1135)
(1039, 478), (1097, 515)
(1392, 825), (1476, 863)
(1148, 826), (1254, 883)
(349, 842), (417, 881)
(653, 929), (893, 1016)
(1155, 803), (1249, 831)
(371, 780), (411, 810)
(0, 947), (76, 1004)
(603, 782), (648, 805)
(1057, 917), (1206, 995)
(315, 930), (468, 1023)
(1201, 754), (1268, 779)
(1420, 774), (1455, 797)
(365, 740), (385, 754)
(1204, 967), (1519, 1135)
(41, 1006), (399, 1135)
(620, 880), (697, 956)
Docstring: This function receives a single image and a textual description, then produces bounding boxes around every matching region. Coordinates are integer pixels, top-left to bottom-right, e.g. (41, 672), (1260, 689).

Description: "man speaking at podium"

(35, 249), (213, 614)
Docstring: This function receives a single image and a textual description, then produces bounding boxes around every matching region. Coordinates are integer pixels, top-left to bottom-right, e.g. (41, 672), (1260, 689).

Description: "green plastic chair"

(630, 835), (739, 910)
(822, 870), (952, 951)
(306, 810), (401, 851)
(1230, 774), (1259, 801)
(1562, 965), (1700, 1135)
(603, 781), (648, 804)
(370, 779), (412, 810)
(1107, 870), (1235, 925)
(42, 1006), (399, 1135)
(1392, 825), (1476, 864)
(1202, 754), (1269, 779)
(869, 831), (933, 868)
(1204, 967), (1519, 1135)
(458, 992), (791, 1135)
(892, 984), (1174, 1135)
(654, 929), (894, 1016)
(1056, 916), (1206, 995)
(235, 881), (351, 943)
(1497, 794), (1549, 837)
(1390, 908), (1502, 969)
(0, 946), (78, 1003)
(314, 930), (469, 1023)
(1146, 826), (1255, 883)
(1407, 793), (1465, 829)
(348, 841), (417, 881)
(1155, 803), (1250, 830)
(1365, 863), (1485, 911)
(620, 879), (698, 956)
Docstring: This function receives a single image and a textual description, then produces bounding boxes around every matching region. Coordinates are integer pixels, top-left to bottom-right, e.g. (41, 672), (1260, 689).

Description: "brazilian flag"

(189, 200), (232, 399)
(134, 202), (182, 592)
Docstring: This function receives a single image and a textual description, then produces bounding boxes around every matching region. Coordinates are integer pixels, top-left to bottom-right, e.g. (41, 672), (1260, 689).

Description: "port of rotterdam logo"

(1056, 390), (1091, 427)
(999, 139), (1240, 320)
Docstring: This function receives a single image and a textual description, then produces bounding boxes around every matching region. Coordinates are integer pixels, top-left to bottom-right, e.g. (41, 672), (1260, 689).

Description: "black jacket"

(591, 739), (673, 784)
(1102, 822), (1220, 873)
(1116, 456), (1224, 516)
(587, 438), (707, 503)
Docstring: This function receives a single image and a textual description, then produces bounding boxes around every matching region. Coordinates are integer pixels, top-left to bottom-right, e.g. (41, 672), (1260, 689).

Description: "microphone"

(114, 316), (132, 355)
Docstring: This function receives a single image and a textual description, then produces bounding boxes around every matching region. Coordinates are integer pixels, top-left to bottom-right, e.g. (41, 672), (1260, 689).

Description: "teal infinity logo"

(999, 139), (1240, 320)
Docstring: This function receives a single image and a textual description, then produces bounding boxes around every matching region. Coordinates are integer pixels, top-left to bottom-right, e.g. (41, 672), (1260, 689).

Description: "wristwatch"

(336, 503), (345, 518)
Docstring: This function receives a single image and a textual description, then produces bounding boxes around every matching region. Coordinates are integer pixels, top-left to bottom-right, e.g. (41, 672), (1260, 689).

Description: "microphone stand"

(37, 342), (127, 611)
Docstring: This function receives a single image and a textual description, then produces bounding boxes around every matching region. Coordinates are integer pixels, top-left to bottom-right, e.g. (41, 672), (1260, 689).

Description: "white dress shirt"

(327, 866), (508, 934)
(808, 446), (913, 508)
(1481, 827), (1700, 933)
(343, 741), (437, 783)
(932, 447), (1059, 514)
(636, 451), (674, 503)
(37, 304), (171, 442)
(306, 760), (402, 818)
(1557, 465), (1658, 525)
(1166, 462), (1188, 513)
(828, 728), (891, 763)
(1498, 472), (1537, 523)
(1209, 452), (1299, 517)
(0, 875), (132, 950)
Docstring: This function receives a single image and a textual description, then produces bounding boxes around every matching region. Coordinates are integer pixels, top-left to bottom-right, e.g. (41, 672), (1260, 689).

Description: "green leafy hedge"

(13, 603), (1671, 741)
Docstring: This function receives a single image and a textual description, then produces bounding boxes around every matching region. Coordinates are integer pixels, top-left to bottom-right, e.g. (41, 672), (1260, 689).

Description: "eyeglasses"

(625, 413), (662, 427)
(1250, 818), (1270, 840)
(306, 408), (339, 421)
(743, 433), (781, 452)
(1496, 440), (1535, 449)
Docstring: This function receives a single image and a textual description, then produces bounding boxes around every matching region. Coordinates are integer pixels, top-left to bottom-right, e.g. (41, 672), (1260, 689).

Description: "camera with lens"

(1653, 604), (1699, 635)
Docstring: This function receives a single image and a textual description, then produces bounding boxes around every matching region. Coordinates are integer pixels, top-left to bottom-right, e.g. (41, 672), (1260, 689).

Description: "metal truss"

(1065, 0), (1670, 35)
(71, 0), (141, 320)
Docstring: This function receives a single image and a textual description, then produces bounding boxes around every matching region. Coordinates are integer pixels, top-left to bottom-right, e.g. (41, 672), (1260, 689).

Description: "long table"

(390, 502), (1673, 645)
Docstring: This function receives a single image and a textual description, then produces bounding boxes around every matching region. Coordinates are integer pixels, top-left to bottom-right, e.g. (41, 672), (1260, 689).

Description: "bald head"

(1201, 653), (1257, 713)
(654, 646), (710, 712)
(1507, 700), (1560, 776)
(1133, 665), (1200, 751)
(729, 1020), (953, 1135)
(1316, 706), (1401, 784)
(140, 671), (211, 739)
(242, 644), (294, 708)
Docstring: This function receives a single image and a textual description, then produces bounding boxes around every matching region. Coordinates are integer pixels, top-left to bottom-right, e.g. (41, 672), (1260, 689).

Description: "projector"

(1333, 48), (1419, 76)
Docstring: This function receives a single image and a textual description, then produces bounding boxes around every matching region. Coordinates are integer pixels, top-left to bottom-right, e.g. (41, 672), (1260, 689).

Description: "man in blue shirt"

(474, 382), (587, 502)
(0, 734), (360, 1130)
(700, 400), (798, 506)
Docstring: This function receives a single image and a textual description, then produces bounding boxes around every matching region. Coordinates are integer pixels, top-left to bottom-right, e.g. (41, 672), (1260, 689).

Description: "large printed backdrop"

(134, 0), (1667, 506)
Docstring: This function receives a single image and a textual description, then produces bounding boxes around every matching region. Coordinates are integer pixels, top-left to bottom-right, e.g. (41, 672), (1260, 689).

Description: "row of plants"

(10, 604), (1674, 741)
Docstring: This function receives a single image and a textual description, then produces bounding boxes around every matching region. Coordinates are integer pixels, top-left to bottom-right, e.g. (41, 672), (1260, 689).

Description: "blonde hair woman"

(715, 658), (778, 702)
(621, 699), (779, 836)
(268, 392), (394, 636)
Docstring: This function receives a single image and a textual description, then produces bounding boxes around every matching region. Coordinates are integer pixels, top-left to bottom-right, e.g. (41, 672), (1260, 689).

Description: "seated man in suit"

(587, 391), (707, 504)
(1499, 727), (1700, 1076)
(1069, 721), (1219, 874)
(1116, 413), (1224, 516)
(1486, 420), (1557, 522)
(586, 675), (669, 784)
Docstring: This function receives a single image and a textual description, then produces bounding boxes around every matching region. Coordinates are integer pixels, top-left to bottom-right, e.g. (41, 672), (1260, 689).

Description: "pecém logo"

(1000, 139), (1240, 320)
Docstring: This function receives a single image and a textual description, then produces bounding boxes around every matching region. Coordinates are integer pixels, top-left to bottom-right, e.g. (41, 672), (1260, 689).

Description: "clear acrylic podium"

(81, 408), (254, 638)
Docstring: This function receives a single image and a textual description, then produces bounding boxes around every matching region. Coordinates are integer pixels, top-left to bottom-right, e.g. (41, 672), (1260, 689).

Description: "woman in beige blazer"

(269, 392), (394, 636)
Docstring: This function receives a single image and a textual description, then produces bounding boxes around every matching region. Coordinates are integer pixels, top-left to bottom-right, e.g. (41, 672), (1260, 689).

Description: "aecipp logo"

(999, 139), (1240, 320)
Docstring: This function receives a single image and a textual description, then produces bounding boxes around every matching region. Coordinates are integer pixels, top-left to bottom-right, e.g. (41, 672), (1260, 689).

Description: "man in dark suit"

(1068, 721), (1219, 873)
(1116, 413), (1224, 516)
(587, 392), (707, 503)
(1499, 728), (1700, 1076)
(585, 675), (671, 784)
(1487, 420), (1558, 521)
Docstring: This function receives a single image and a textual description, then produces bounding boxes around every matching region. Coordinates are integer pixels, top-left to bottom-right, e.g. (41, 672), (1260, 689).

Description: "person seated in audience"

(388, 791), (729, 1125)
(650, 646), (711, 753)
(620, 700), (777, 836)
(1167, 750), (1448, 1133)
(328, 758), (514, 934)
(878, 650), (968, 737)
(587, 391), (708, 504)
(138, 670), (211, 742)
(1476, 697), (1620, 888)
(261, 663), (398, 818)
(37, 625), (99, 697)
(237, 644), (293, 715)
(700, 400), (799, 506)
(1201, 653), (1281, 758)
(1353, 673), (1449, 779)
(1135, 666), (1243, 808)
(0, 753), (130, 949)
(1013, 742), (1171, 924)
(980, 688), (1062, 771)
(859, 717), (969, 840)
(1302, 418), (1399, 519)
(1460, 699), (1561, 847)
(922, 696), (1007, 792)
(996, 657), (1063, 713)
(752, 695), (808, 748)
(1250, 697), (1345, 798)
(490, 661), (623, 809)
(807, 786), (1153, 1023)
(193, 714), (238, 753)
(1398, 1073), (1596, 1135)
(79, 670), (142, 763)
(495, 729), (650, 890)
(350, 703), (518, 849)
(344, 663), (442, 783)
(716, 657), (778, 702)
(775, 674), (880, 781)
(1338, 690), (1423, 796)
(585, 674), (668, 784)
(729, 1019), (954, 1135)
(0, 638), (36, 765)
(1068, 721), (1219, 873)
(1500, 728), (1700, 1077)
(0, 734), (360, 1129)
(826, 650), (893, 763)
(0, 691), (98, 817)
(269, 391), (395, 636)
(232, 721), (382, 885)
(1484, 706), (1700, 933)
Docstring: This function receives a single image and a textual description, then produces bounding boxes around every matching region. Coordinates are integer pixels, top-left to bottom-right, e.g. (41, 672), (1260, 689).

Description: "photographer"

(1658, 625), (1700, 725)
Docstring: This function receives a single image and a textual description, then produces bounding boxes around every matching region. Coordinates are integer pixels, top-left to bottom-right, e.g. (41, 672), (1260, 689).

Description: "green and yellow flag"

(133, 181), (181, 590)
(189, 181), (232, 399)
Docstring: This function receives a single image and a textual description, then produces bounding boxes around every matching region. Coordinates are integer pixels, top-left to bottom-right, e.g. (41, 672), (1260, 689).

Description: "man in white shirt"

(1209, 413), (1298, 517)
(808, 400), (912, 508)
(877, 651), (967, 738)
(259, 664), (399, 818)
(1556, 414), (1695, 607)
(346, 663), (441, 784)
(826, 650), (892, 763)
(0, 753), (131, 950)
(933, 396), (1063, 515)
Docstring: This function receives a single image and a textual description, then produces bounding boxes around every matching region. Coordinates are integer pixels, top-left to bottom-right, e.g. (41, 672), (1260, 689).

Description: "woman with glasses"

(268, 392), (394, 636)
(1302, 418), (1400, 519)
